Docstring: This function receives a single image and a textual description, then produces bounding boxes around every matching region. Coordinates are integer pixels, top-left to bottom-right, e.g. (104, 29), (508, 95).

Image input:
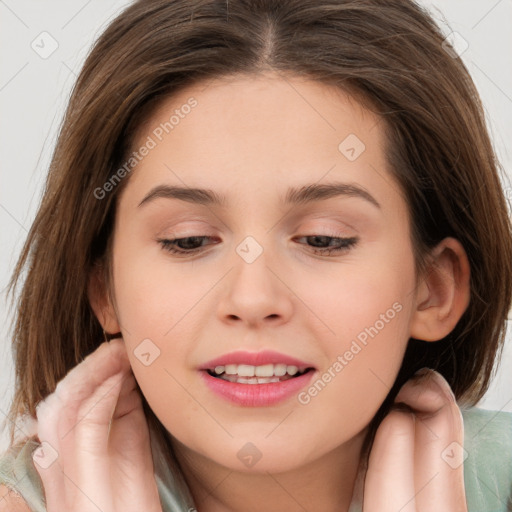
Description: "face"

(107, 72), (419, 473)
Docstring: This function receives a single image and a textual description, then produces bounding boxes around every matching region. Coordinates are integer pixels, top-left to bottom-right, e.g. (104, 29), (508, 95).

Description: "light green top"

(1, 407), (511, 511)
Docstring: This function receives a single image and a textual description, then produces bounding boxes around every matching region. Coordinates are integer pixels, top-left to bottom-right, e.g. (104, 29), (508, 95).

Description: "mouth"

(205, 363), (315, 384)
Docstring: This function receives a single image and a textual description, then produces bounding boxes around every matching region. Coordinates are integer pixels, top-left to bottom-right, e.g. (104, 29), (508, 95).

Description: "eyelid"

(157, 220), (216, 235)
(296, 221), (357, 238)
(154, 211), (363, 239)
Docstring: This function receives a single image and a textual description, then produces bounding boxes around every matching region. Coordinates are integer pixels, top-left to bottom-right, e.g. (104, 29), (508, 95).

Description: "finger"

(67, 339), (132, 508)
(56, 338), (130, 412)
(112, 369), (143, 421)
(108, 372), (161, 511)
(37, 338), (130, 451)
(31, 435), (66, 512)
(109, 370), (150, 456)
(34, 384), (75, 510)
(70, 369), (127, 511)
(54, 338), (130, 449)
(363, 406), (417, 512)
(393, 368), (467, 512)
(34, 338), (130, 510)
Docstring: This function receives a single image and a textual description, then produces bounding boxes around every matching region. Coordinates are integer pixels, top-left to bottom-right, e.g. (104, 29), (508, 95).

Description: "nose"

(215, 239), (294, 329)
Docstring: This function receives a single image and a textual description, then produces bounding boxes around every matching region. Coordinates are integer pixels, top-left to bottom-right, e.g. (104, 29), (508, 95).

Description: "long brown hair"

(4, 0), (512, 481)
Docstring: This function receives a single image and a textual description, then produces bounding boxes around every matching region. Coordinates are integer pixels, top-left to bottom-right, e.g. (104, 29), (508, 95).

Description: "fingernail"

(429, 370), (456, 403)
(413, 367), (456, 403)
(413, 367), (432, 378)
(411, 367), (456, 403)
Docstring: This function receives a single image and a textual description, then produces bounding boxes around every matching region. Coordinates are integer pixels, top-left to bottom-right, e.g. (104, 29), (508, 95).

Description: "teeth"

(224, 364), (236, 375)
(255, 364), (274, 377)
(286, 365), (298, 376)
(273, 364), (287, 376)
(220, 374), (282, 384)
(211, 363), (305, 378)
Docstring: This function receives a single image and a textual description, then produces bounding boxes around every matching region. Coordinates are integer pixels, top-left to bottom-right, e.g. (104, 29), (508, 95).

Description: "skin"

(30, 72), (470, 512)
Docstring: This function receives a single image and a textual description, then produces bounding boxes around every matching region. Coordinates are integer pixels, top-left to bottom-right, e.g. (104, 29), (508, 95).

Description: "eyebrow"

(137, 182), (381, 209)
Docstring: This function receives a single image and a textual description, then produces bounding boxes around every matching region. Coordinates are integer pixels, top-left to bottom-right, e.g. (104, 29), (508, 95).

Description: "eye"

(158, 236), (217, 255)
(294, 234), (358, 256)
(157, 233), (358, 257)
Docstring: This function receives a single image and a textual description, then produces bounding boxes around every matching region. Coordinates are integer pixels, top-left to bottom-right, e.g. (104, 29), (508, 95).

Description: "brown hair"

(4, 0), (512, 478)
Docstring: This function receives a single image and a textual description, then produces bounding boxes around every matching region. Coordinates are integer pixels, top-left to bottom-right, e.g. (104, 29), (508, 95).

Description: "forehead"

(120, 72), (400, 213)
(138, 72), (378, 142)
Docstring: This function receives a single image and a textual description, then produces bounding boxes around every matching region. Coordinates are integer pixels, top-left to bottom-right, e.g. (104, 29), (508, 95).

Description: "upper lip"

(199, 350), (315, 371)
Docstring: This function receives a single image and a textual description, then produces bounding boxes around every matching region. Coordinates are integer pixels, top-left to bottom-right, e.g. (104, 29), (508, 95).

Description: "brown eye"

(158, 236), (216, 255)
(295, 234), (358, 255)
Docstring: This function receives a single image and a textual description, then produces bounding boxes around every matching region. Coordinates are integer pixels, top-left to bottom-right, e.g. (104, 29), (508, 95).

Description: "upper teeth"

(214, 363), (301, 377)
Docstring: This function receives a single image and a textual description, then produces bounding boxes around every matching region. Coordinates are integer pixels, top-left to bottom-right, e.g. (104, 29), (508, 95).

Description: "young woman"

(1, 1), (511, 511)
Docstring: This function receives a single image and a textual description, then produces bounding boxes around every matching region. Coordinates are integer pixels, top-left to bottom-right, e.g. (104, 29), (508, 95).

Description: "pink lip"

(200, 369), (317, 407)
(199, 350), (315, 371)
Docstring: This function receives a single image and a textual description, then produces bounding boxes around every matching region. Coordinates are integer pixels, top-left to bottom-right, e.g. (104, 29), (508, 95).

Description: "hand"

(363, 368), (467, 512)
(32, 337), (163, 512)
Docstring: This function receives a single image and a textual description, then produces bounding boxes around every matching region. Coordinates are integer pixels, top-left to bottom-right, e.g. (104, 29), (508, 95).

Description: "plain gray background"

(1, 0), (512, 452)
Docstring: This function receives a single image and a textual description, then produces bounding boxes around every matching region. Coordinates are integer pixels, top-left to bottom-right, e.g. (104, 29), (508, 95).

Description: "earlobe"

(409, 237), (471, 342)
(87, 263), (121, 335)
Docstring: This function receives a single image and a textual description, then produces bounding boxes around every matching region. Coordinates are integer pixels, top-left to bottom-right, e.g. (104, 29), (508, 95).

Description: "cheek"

(112, 245), (203, 339)
(302, 242), (414, 354)
(111, 250), (198, 401)
(290, 298), (412, 454)
(301, 249), (415, 417)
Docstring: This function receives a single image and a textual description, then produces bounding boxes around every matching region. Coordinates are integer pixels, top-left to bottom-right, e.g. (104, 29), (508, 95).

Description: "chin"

(203, 439), (314, 474)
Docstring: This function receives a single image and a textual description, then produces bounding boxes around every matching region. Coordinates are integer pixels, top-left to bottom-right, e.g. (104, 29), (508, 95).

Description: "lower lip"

(200, 370), (316, 407)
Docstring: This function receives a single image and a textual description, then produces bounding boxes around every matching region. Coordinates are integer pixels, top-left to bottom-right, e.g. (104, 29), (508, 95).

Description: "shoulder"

(0, 484), (32, 511)
(460, 406), (512, 512)
(0, 437), (45, 512)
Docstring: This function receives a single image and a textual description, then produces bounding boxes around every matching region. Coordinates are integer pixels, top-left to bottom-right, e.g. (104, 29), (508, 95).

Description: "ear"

(87, 262), (121, 335)
(409, 237), (471, 342)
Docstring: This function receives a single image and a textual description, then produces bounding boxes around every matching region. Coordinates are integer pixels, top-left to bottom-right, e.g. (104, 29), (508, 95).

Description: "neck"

(170, 427), (369, 512)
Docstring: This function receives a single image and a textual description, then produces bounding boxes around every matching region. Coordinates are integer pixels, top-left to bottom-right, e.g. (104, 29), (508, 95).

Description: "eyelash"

(157, 233), (358, 257)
